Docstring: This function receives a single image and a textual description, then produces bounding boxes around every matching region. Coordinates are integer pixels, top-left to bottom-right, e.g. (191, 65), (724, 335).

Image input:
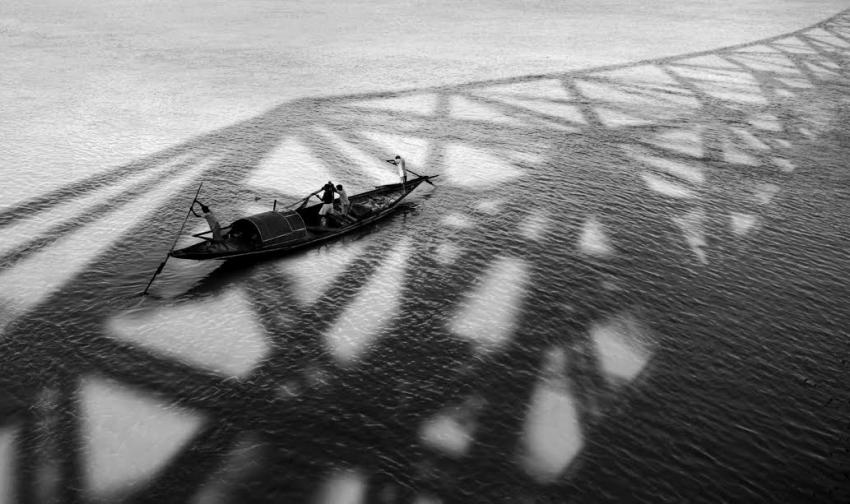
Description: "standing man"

(192, 201), (222, 242)
(319, 180), (335, 227)
(387, 155), (407, 188)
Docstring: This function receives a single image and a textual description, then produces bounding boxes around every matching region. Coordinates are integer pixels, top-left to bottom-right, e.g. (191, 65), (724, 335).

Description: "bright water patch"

(276, 241), (369, 307)
(314, 126), (397, 185)
(519, 346), (583, 483)
(323, 238), (411, 366)
(441, 213), (474, 229)
(673, 208), (709, 264)
(443, 144), (524, 189)
(248, 137), (333, 198)
(107, 288), (270, 378)
(419, 398), (481, 458)
(80, 377), (204, 501)
(519, 211), (550, 242)
(590, 312), (653, 385)
(449, 256), (529, 355)
(313, 468), (366, 504)
(433, 241), (462, 265)
(578, 216), (614, 258)
(723, 138), (760, 166)
(449, 95), (525, 126)
(730, 212), (759, 237)
(640, 172), (697, 199)
(643, 127), (705, 158)
(631, 150), (706, 184)
(0, 426), (15, 504)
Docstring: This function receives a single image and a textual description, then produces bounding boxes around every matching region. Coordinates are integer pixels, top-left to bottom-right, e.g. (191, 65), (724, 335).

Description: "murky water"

(2, 2), (850, 503)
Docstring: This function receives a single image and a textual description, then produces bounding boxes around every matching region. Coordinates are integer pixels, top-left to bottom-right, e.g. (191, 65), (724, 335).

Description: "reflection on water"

(1, 8), (850, 503)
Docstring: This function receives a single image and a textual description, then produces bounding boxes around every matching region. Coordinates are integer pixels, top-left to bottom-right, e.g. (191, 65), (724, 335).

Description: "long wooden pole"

(403, 167), (435, 186)
(142, 181), (204, 295)
(287, 189), (323, 209)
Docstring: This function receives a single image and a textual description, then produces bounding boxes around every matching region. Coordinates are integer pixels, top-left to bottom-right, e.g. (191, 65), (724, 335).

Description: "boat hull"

(170, 176), (433, 261)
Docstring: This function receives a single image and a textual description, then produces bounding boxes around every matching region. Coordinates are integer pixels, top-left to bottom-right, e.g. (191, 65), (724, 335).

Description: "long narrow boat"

(170, 174), (436, 261)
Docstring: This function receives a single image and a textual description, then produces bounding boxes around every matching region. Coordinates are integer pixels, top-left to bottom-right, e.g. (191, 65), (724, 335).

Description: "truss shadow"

(1, 9), (850, 504)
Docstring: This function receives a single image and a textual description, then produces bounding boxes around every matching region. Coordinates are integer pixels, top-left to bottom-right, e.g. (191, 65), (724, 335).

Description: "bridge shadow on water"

(2, 10), (850, 504)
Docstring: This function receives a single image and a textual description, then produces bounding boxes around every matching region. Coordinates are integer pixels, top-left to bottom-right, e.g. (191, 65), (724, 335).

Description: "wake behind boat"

(169, 174), (436, 261)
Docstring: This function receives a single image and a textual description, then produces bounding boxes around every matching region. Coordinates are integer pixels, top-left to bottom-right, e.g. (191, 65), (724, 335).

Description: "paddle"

(289, 188), (323, 209)
(142, 181), (204, 295)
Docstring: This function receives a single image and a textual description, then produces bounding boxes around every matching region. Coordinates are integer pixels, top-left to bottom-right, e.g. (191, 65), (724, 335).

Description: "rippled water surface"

(2, 2), (850, 503)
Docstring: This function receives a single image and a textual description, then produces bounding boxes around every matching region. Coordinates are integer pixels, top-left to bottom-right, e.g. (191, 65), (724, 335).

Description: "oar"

(142, 181), (204, 295)
(288, 189), (323, 209)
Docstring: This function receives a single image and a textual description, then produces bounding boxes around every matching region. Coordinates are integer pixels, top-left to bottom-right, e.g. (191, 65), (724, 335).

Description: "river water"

(1, 2), (849, 503)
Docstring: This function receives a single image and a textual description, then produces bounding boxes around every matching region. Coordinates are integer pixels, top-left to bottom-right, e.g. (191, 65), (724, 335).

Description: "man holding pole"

(387, 154), (407, 189)
(192, 200), (222, 242)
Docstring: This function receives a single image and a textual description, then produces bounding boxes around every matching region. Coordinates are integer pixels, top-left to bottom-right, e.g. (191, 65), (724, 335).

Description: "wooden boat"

(170, 175), (436, 261)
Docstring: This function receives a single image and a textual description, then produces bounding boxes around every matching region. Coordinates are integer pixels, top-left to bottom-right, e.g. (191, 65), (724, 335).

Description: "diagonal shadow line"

(0, 145), (203, 228)
(249, 244), (497, 388)
(0, 103), (304, 231)
(799, 31), (850, 52)
(419, 91), (453, 177)
(338, 94), (546, 147)
(78, 340), (271, 415)
(127, 421), (241, 504)
(660, 64), (756, 124)
(823, 23), (850, 44)
(0, 8), (846, 235)
(237, 233), (424, 378)
(344, 99), (555, 154)
(454, 90), (590, 133)
(719, 56), (810, 108)
(725, 51), (802, 72)
(271, 208), (641, 494)
(660, 66), (766, 97)
(766, 44), (828, 90)
(803, 56), (849, 79)
(795, 33), (850, 72)
(0, 159), (210, 270)
(13, 412), (40, 504)
(572, 75), (698, 110)
(244, 221), (545, 419)
(53, 374), (85, 504)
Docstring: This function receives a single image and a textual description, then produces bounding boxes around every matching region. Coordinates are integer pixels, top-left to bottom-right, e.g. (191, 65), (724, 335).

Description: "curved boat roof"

(231, 211), (306, 246)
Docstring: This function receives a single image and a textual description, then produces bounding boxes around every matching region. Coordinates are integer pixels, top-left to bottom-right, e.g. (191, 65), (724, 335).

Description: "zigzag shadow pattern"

(1, 9), (849, 504)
